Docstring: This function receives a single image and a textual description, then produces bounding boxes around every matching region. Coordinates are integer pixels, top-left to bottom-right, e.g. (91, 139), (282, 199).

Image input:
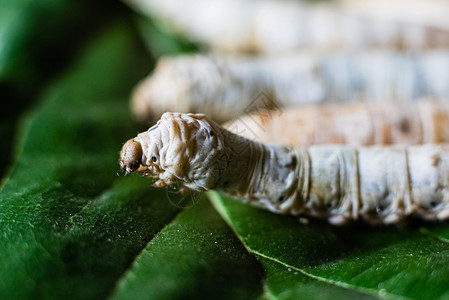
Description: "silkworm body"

(125, 0), (449, 54)
(223, 100), (449, 146)
(132, 52), (449, 123)
(132, 54), (270, 123)
(120, 112), (449, 225)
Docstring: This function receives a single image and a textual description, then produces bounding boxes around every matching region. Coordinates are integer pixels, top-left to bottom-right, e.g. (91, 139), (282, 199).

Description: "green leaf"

(0, 0), (124, 178)
(111, 198), (262, 300)
(0, 19), (182, 299)
(258, 257), (377, 300)
(209, 192), (449, 300)
(0, 0), (122, 88)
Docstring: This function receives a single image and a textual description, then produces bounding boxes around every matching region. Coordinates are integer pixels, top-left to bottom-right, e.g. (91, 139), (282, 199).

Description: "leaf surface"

(0, 19), (181, 299)
(111, 198), (262, 300)
(209, 192), (449, 300)
(0, 0), (123, 178)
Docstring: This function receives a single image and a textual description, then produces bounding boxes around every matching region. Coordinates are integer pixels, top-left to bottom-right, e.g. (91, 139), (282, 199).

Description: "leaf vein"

(418, 227), (449, 244)
(251, 251), (407, 300)
(106, 208), (185, 299)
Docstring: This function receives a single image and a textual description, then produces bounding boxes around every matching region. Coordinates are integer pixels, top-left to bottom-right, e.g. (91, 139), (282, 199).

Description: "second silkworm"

(125, 0), (449, 53)
(132, 52), (449, 123)
(120, 112), (449, 225)
(223, 99), (449, 146)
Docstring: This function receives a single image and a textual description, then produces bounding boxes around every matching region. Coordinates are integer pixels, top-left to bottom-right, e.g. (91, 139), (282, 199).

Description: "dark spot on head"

(209, 130), (214, 136)
(399, 117), (410, 134)
(152, 156), (157, 163)
(285, 155), (297, 169)
(376, 204), (386, 213)
(430, 201), (438, 208)
(278, 196), (284, 202)
(431, 154), (441, 167)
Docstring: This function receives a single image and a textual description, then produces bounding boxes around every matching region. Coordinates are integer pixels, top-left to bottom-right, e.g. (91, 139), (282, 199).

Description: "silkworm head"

(120, 139), (143, 175)
(133, 112), (226, 189)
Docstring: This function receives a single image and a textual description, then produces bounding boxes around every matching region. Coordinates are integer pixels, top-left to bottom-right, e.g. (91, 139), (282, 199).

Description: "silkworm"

(125, 0), (449, 54)
(120, 112), (449, 225)
(131, 52), (449, 123)
(223, 99), (449, 146)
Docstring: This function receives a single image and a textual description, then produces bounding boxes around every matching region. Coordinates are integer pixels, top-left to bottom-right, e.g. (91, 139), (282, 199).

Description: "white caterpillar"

(125, 0), (449, 54)
(132, 52), (449, 123)
(223, 99), (449, 146)
(120, 112), (449, 225)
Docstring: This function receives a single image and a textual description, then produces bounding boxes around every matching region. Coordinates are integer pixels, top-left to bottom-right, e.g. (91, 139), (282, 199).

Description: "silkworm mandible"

(120, 112), (449, 225)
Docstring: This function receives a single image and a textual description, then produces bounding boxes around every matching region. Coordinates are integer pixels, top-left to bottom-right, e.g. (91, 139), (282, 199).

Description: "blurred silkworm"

(120, 112), (449, 225)
(223, 99), (449, 146)
(125, 0), (449, 53)
(131, 52), (449, 123)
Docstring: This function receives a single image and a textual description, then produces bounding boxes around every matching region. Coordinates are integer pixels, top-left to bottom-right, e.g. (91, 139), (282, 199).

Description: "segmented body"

(224, 99), (449, 146)
(132, 52), (449, 123)
(239, 144), (449, 225)
(126, 0), (449, 53)
(121, 113), (449, 225)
